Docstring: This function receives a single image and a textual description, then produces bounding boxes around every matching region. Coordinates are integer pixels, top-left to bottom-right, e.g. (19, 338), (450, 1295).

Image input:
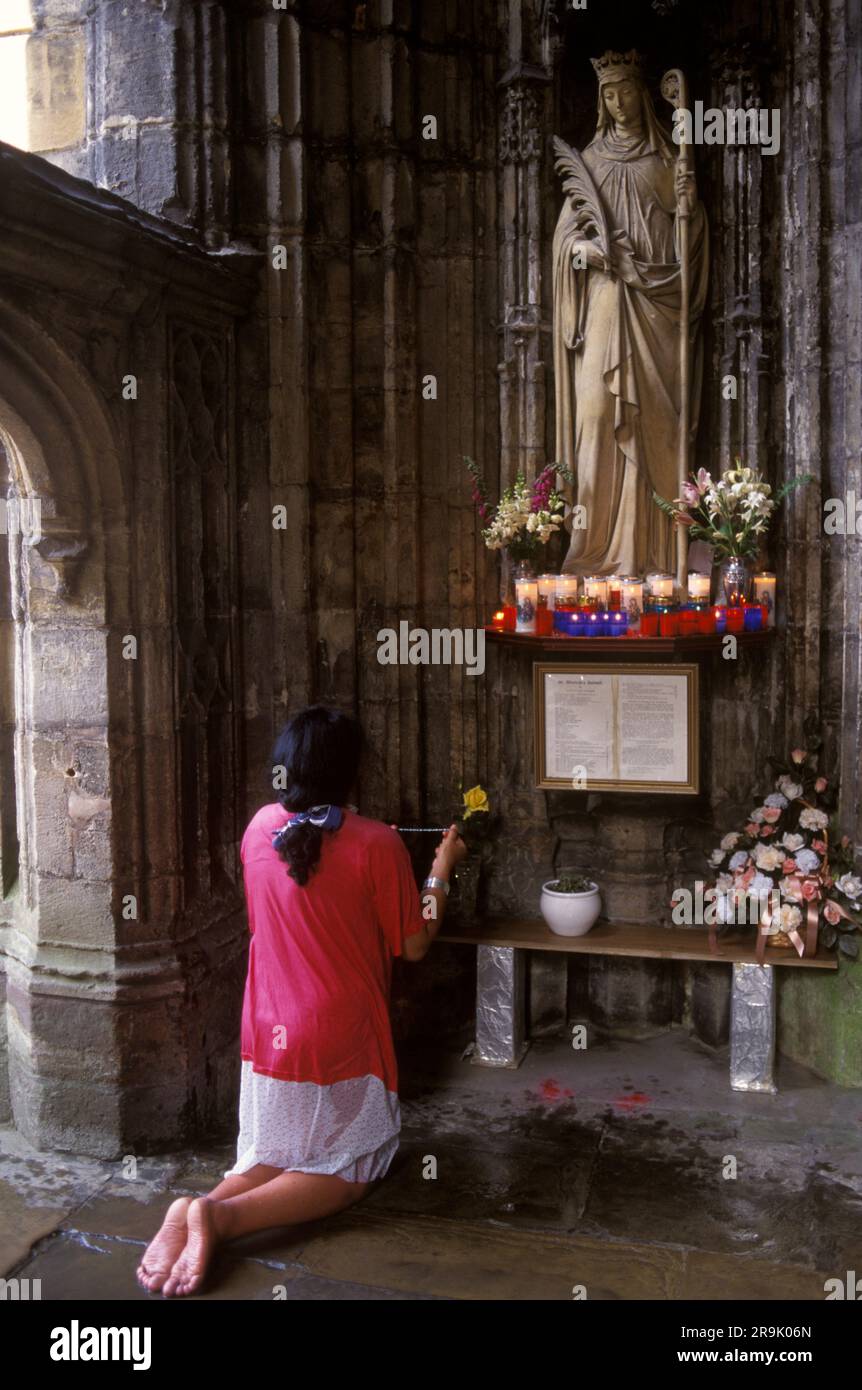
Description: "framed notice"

(534, 662), (700, 794)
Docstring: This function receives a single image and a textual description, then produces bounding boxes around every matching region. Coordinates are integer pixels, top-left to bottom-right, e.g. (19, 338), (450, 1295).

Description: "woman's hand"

(431, 824), (467, 880)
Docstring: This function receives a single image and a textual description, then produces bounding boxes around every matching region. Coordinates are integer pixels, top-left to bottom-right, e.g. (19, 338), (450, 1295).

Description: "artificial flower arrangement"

(653, 460), (812, 560)
(706, 737), (861, 960)
(464, 457), (575, 563)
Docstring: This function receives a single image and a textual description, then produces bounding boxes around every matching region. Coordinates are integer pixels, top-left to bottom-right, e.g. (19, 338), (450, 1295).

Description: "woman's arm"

(402, 824), (467, 962)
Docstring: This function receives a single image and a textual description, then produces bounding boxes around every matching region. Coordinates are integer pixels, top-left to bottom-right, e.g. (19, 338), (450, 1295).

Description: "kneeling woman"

(137, 704), (466, 1296)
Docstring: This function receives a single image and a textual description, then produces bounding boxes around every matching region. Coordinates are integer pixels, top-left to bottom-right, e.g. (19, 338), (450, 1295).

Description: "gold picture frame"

(533, 662), (700, 794)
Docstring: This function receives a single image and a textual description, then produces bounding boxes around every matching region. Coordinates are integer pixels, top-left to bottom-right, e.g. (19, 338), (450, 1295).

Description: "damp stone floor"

(3, 1030), (861, 1301)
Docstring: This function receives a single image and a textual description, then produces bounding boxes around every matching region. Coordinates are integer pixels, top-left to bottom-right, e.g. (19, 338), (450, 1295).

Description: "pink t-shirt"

(239, 805), (426, 1091)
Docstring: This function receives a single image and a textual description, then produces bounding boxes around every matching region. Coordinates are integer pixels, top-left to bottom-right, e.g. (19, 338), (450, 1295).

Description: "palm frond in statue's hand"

(553, 136), (612, 272)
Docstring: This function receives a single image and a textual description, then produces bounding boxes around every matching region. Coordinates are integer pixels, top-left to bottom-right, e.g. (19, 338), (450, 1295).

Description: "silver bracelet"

(423, 875), (450, 896)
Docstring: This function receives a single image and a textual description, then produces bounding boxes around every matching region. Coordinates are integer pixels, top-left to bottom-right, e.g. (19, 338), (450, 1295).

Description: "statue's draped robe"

(553, 128), (708, 575)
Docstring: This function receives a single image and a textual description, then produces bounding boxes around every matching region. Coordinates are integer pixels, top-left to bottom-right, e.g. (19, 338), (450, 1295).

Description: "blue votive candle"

(743, 605), (763, 632)
(713, 605), (727, 634)
(607, 610), (628, 636)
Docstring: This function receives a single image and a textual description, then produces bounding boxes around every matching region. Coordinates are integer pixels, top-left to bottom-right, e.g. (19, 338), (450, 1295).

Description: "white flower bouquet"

(653, 460), (812, 561)
(706, 741), (861, 959)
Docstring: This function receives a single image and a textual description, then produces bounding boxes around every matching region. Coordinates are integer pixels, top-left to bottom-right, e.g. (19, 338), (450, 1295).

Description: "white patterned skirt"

(223, 1061), (401, 1183)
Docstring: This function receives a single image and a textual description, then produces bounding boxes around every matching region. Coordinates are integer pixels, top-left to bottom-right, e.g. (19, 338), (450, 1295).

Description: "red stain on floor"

(539, 1079), (574, 1101)
(613, 1091), (651, 1111)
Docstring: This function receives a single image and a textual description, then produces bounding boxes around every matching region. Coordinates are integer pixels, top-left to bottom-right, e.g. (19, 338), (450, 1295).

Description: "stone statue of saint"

(552, 50), (709, 576)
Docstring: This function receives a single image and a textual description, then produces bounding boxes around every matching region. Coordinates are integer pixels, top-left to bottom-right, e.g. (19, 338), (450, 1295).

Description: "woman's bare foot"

(161, 1196), (219, 1298)
(136, 1197), (192, 1293)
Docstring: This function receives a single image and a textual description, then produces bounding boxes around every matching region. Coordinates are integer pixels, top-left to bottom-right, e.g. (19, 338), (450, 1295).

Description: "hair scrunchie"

(271, 803), (343, 851)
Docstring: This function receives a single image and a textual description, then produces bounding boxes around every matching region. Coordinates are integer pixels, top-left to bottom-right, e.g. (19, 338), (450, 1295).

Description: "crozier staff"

(137, 704), (466, 1297)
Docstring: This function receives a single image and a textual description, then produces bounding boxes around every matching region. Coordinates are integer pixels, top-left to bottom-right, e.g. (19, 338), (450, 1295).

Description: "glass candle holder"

(687, 572), (711, 604)
(582, 575), (609, 611)
(515, 576), (538, 634)
(743, 604), (763, 632)
(753, 572), (776, 629)
(554, 574), (579, 611)
(538, 574), (557, 611)
(585, 610), (604, 636)
(646, 572), (675, 606)
(619, 576), (644, 632)
(607, 610), (628, 637)
(726, 607), (745, 633)
(713, 606), (727, 634)
(503, 604), (517, 631)
(640, 612), (659, 637)
(658, 608), (679, 637)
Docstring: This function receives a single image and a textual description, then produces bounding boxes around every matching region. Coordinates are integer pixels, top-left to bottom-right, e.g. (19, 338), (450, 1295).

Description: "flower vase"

(718, 556), (754, 607)
(450, 854), (482, 921)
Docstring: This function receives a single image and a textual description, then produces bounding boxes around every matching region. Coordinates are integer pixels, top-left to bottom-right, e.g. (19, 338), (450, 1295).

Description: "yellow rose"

(463, 785), (489, 818)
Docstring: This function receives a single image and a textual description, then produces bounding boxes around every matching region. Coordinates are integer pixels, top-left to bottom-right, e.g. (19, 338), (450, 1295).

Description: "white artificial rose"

(781, 833), (804, 852)
(777, 777), (804, 801)
(836, 873), (862, 902)
(799, 808), (829, 831)
(720, 832), (740, 852)
(753, 844), (785, 872)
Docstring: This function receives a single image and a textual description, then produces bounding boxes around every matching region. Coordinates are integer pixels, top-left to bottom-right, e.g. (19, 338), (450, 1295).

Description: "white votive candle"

(620, 575), (644, 631)
(583, 575), (609, 610)
(646, 572), (674, 601)
(538, 574), (557, 610)
(554, 574), (580, 610)
(754, 572), (776, 628)
(688, 572), (711, 603)
(515, 576), (538, 633)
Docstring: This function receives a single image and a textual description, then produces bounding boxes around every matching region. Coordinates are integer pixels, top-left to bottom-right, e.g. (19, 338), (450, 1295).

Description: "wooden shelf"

(485, 628), (775, 657)
(439, 916), (837, 969)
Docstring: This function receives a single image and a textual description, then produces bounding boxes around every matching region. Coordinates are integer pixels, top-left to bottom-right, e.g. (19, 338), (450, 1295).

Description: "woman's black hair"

(271, 705), (362, 886)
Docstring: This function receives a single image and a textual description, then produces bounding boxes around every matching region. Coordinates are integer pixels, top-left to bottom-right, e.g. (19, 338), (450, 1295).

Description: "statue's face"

(602, 80), (642, 129)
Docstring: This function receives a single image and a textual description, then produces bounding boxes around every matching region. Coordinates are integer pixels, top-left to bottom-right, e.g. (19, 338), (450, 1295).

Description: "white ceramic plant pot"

(540, 881), (601, 937)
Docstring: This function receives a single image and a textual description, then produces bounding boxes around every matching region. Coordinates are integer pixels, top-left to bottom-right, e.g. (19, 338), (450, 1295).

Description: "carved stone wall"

(0, 147), (261, 1151)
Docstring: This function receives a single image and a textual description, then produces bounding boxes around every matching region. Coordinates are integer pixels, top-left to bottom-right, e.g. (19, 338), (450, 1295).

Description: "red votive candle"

(491, 609), (505, 630)
(658, 610), (679, 637)
(678, 609), (698, 635)
(640, 612), (659, 636)
(503, 604), (517, 632)
(697, 608), (714, 634)
(536, 605), (554, 636)
(726, 606), (745, 633)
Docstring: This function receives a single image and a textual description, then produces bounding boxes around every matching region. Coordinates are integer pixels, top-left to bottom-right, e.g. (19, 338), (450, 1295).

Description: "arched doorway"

(0, 304), (125, 1152)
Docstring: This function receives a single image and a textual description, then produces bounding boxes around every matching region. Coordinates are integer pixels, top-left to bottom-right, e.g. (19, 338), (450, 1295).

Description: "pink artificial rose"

(815, 777), (827, 793)
(782, 858), (797, 874)
(745, 822), (760, 837)
(784, 876), (803, 899)
(812, 839), (827, 853)
(791, 748), (806, 764)
(824, 900), (842, 925)
(762, 807), (782, 823)
(739, 866), (755, 890)
(761, 825), (776, 836)
(801, 880), (821, 902)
